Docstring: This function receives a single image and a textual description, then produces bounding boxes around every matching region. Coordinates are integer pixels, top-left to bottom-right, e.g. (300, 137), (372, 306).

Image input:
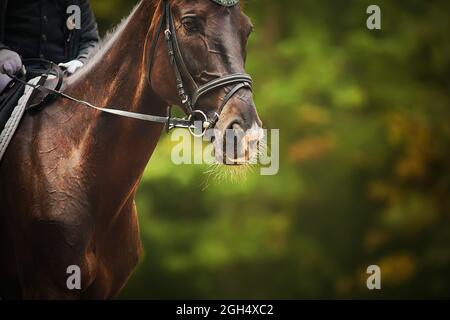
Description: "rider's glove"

(58, 60), (84, 75)
(0, 49), (22, 75)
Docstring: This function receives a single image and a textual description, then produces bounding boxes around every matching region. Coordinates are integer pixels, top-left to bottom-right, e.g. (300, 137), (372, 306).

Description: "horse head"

(149, 0), (263, 165)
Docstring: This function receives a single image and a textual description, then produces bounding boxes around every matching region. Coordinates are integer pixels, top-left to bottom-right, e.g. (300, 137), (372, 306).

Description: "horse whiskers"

(203, 161), (253, 187)
(201, 140), (269, 189)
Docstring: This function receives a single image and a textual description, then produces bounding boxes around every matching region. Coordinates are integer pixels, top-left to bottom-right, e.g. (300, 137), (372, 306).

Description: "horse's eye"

(182, 16), (199, 32)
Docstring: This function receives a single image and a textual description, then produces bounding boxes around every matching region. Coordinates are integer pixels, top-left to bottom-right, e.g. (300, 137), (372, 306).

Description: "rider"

(0, 0), (99, 93)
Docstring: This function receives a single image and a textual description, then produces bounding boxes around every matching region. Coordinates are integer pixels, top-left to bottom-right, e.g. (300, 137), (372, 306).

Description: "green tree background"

(91, 0), (450, 298)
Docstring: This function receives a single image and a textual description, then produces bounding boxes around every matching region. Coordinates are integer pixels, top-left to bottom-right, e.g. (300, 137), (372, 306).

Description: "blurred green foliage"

(91, 0), (450, 298)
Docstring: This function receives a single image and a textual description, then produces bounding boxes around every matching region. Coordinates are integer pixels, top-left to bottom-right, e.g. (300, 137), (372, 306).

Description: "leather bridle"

(148, 0), (253, 136)
(6, 0), (252, 137)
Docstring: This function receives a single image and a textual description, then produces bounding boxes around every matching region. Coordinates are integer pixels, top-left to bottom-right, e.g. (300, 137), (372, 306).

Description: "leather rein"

(6, 0), (252, 137)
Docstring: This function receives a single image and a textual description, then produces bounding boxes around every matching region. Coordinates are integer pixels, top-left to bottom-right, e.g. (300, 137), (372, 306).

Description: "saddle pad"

(0, 76), (43, 162)
(0, 80), (25, 130)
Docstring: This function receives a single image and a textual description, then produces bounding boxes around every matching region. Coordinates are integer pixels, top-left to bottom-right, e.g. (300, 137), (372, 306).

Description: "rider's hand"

(0, 49), (22, 75)
(59, 60), (84, 75)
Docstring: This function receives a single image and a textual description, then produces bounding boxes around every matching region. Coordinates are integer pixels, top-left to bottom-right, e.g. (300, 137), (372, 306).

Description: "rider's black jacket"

(0, 0), (99, 64)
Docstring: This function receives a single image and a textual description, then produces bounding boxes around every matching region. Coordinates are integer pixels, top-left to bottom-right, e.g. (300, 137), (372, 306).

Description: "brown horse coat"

(0, 0), (260, 299)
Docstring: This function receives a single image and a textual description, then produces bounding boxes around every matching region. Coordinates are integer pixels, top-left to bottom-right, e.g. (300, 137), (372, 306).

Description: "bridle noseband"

(149, 0), (253, 136)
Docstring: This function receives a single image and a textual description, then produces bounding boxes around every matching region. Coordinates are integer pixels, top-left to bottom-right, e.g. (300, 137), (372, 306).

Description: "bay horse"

(0, 0), (261, 299)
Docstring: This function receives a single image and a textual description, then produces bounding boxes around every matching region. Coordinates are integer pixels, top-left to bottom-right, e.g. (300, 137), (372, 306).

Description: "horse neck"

(62, 1), (166, 211)
(68, 0), (162, 115)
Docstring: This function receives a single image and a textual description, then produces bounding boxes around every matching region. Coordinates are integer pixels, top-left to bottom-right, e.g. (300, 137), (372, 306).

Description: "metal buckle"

(165, 109), (210, 138)
(164, 29), (172, 40)
(181, 94), (189, 104)
(188, 109), (209, 138)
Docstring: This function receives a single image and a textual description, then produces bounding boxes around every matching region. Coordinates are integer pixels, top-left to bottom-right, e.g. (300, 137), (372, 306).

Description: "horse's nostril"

(224, 121), (247, 143)
(227, 121), (243, 132)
